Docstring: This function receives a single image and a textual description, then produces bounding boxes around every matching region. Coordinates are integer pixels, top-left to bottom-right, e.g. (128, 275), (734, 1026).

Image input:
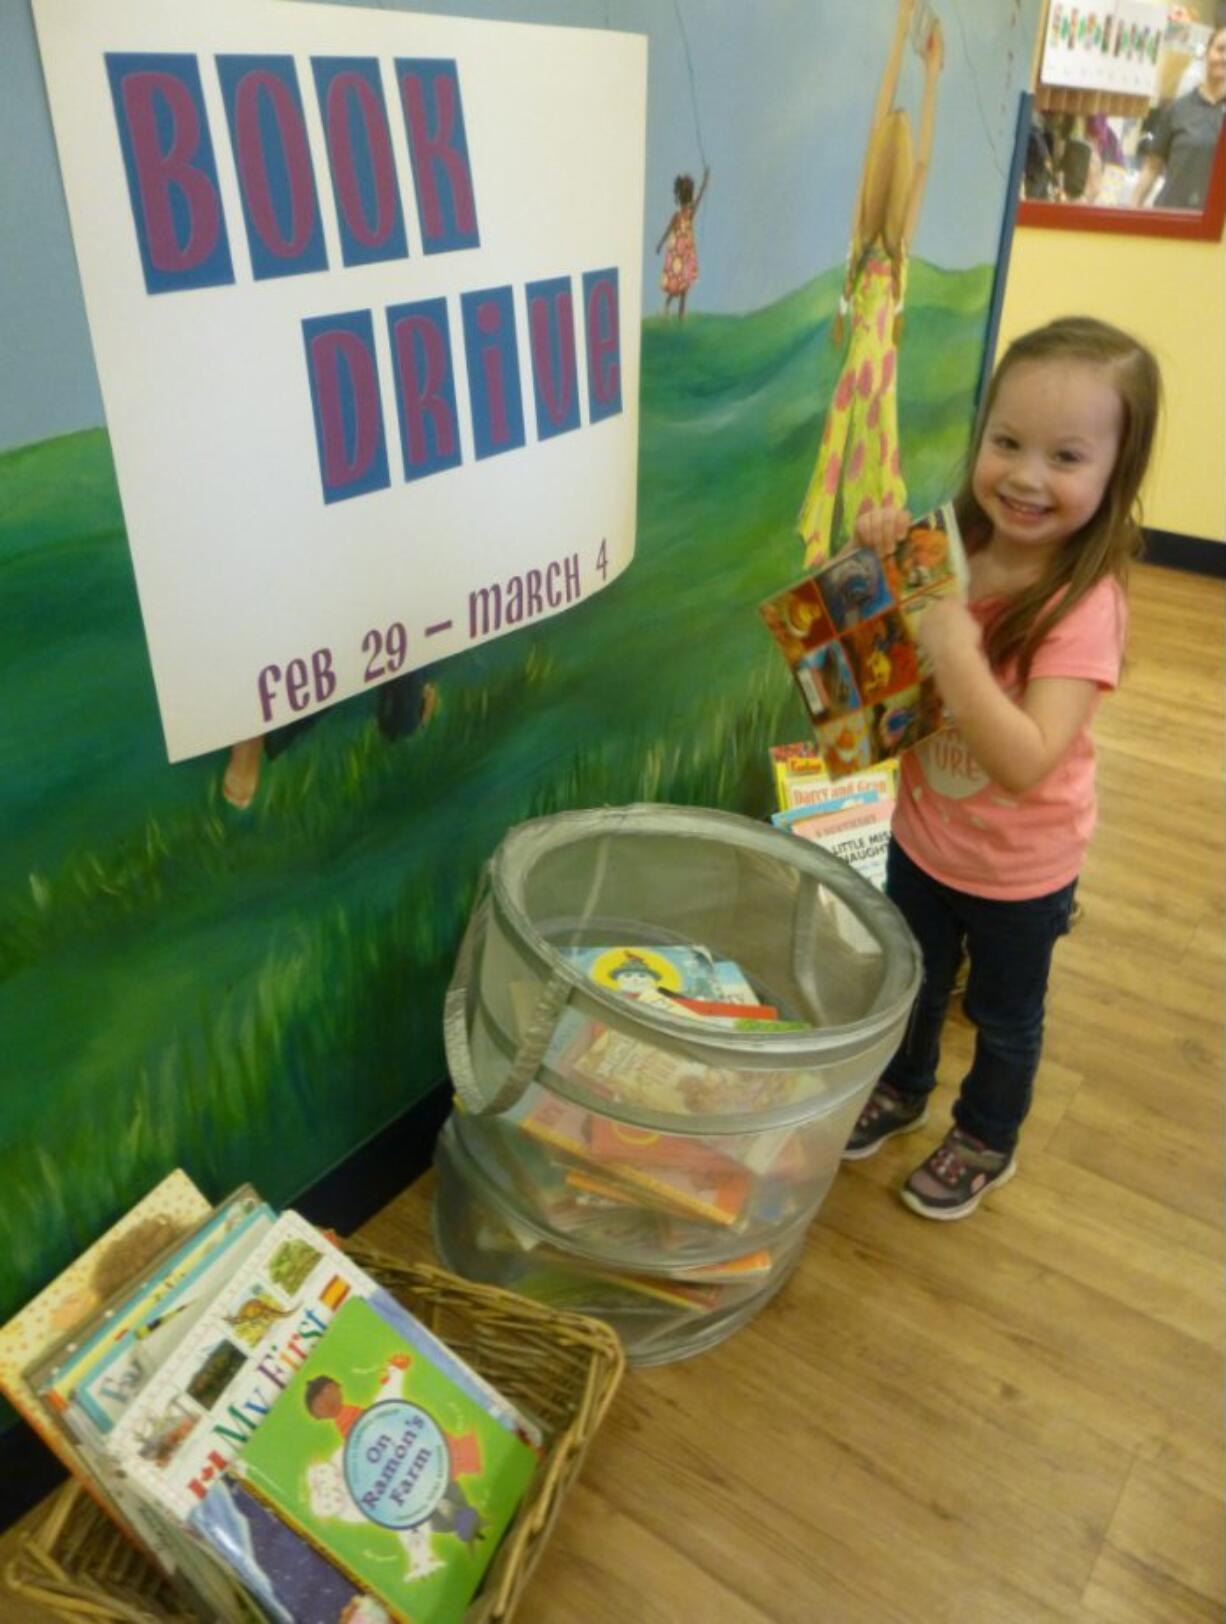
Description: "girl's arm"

(655, 211), (676, 253)
(694, 164), (711, 211)
(918, 599), (1098, 795)
(901, 18), (943, 248)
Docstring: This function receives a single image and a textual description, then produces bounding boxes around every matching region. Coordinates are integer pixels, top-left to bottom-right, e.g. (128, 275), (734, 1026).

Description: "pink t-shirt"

(893, 576), (1128, 900)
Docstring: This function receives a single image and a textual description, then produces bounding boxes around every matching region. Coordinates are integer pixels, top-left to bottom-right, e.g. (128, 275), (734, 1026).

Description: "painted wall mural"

(0, 0), (1039, 1398)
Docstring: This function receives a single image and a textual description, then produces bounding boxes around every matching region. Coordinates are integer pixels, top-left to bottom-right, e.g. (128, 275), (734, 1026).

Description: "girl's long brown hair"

(953, 316), (1161, 684)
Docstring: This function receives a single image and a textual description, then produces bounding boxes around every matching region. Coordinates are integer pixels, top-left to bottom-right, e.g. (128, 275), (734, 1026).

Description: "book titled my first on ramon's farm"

(231, 1294), (539, 1624)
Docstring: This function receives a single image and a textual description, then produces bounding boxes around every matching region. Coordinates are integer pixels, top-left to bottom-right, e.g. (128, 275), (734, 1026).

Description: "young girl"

(843, 316), (1161, 1220)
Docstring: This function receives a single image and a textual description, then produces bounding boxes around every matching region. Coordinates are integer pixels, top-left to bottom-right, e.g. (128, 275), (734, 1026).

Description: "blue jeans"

(881, 839), (1077, 1154)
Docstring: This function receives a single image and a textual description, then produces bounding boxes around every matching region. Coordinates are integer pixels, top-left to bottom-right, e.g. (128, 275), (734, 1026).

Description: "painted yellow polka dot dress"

(798, 248), (908, 569)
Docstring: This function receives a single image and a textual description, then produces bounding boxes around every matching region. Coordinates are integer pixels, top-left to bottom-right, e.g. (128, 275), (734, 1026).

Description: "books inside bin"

(0, 1170), (543, 1624)
(469, 940), (844, 1262)
(555, 943), (805, 1031)
(438, 1128), (796, 1329)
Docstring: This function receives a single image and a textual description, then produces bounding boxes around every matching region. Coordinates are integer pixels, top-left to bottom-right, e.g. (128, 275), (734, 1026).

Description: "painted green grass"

(0, 258), (990, 1334)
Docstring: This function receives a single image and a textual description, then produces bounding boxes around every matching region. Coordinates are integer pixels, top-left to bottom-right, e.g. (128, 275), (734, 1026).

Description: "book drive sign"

(33, 0), (646, 761)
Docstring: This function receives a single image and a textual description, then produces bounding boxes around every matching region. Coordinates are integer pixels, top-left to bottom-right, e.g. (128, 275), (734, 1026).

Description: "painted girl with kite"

(797, 0), (943, 567)
(655, 0), (710, 321)
(656, 164), (710, 320)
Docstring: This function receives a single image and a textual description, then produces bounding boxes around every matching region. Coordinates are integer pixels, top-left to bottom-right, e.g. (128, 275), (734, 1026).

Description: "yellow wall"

(998, 225), (1226, 544)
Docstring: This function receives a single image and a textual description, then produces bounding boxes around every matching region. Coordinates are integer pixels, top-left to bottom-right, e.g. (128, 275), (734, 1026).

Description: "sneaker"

(842, 1084), (928, 1160)
(900, 1127), (1017, 1221)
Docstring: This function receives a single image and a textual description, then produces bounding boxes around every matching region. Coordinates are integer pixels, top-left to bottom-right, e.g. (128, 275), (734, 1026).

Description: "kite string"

(672, 0), (708, 170)
(945, 0), (1019, 180)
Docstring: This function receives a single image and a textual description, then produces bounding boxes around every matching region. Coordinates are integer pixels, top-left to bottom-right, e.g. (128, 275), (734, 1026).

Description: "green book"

(231, 1295), (538, 1624)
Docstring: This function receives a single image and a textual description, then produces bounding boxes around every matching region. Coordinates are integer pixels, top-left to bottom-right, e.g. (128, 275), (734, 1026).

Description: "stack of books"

(441, 1113), (810, 1347)
(766, 753), (897, 890)
(0, 1172), (540, 1623)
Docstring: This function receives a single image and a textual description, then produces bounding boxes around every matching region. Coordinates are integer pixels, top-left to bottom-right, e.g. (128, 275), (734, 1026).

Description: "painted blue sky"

(395, 0), (1039, 305)
(2, 0), (1037, 449)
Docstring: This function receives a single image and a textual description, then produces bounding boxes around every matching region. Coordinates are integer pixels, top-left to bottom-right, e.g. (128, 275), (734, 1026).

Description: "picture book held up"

(759, 504), (968, 779)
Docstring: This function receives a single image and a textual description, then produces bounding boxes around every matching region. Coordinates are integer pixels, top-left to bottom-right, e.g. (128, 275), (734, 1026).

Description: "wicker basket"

(2, 1239), (625, 1623)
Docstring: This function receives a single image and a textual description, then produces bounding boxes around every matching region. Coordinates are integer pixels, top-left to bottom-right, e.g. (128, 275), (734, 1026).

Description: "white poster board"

(33, 0), (646, 762)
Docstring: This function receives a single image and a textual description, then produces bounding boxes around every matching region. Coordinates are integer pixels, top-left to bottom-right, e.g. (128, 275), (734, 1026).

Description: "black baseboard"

(0, 1079), (452, 1533)
(0, 1423), (73, 1535)
(293, 1078), (451, 1236)
(1143, 528), (1226, 577)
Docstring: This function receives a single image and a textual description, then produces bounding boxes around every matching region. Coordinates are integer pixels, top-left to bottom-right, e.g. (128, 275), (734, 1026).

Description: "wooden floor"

(3, 562), (1223, 1622)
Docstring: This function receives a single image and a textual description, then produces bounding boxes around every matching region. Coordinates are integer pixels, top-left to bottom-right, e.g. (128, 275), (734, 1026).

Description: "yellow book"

(0, 1169), (210, 1537)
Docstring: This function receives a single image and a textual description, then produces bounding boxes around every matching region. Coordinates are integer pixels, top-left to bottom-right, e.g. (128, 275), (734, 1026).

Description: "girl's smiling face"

(972, 359), (1123, 559)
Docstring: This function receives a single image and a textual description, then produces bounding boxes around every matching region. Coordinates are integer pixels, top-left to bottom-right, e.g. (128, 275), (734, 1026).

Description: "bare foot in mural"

(418, 681), (439, 729)
(221, 676), (438, 808)
(223, 736), (265, 809)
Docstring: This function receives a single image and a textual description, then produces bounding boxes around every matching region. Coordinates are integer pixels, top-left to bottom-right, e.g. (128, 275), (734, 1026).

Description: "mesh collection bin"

(437, 804), (920, 1364)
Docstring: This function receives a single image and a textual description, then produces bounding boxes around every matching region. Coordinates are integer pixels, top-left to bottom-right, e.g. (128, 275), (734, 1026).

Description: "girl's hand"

(916, 597), (981, 666)
(854, 505), (911, 561)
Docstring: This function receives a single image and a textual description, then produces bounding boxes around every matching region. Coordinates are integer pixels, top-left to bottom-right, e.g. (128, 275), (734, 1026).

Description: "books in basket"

(40, 1187), (274, 1444)
(190, 1475), (395, 1624)
(10, 1182), (282, 1616)
(230, 1294), (539, 1624)
(0, 1169), (211, 1544)
(33, 1189), (277, 1605)
(102, 1211), (537, 1531)
(759, 503), (965, 778)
